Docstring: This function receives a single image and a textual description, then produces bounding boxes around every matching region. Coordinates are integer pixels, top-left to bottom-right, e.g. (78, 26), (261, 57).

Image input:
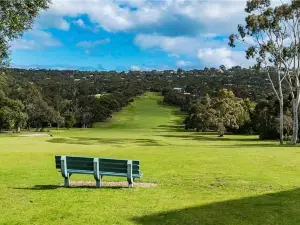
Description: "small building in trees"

(173, 87), (183, 93)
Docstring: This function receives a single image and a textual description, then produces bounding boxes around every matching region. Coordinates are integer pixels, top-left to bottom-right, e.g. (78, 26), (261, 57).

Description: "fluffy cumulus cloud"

(40, 0), (249, 34)
(43, 0), (162, 32)
(36, 12), (70, 31)
(134, 33), (255, 68)
(197, 48), (254, 68)
(39, 0), (287, 34)
(134, 34), (206, 56)
(11, 30), (62, 50)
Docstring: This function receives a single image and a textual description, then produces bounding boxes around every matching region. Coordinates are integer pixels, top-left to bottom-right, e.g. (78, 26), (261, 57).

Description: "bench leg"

(93, 158), (101, 188)
(64, 174), (70, 187)
(95, 176), (102, 188)
(127, 177), (133, 188)
(127, 160), (133, 188)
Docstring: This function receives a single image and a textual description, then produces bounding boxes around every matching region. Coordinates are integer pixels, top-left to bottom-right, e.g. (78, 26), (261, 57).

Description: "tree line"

(0, 70), (145, 131)
(0, 65), (292, 134)
(163, 88), (297, 141)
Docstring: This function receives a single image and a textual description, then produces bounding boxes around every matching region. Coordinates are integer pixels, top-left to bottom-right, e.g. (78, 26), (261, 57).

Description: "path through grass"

(1, 92), (300, 224)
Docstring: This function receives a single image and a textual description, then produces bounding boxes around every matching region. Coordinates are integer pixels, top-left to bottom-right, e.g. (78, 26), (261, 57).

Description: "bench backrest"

(55, 156), (140, 175)
(98, 158), (140, 175)
(55, 156), (94, 171)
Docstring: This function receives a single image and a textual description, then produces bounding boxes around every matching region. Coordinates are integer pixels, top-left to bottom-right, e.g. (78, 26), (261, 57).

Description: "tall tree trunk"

(278, 74), (284, 145)
(291, 100), (299, 145)
(279, 98), (284, 145)
(291, 28), (300, 145)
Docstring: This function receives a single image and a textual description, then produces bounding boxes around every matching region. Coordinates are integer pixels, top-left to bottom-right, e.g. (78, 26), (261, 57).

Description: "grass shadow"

(132, 188), (300, 225)
(47, 137), (164, 146)
(157, 134), (293, 148)
(14, 185), (62, 190)
(157, 134), (260, 142)
(212, 143), (300, 148)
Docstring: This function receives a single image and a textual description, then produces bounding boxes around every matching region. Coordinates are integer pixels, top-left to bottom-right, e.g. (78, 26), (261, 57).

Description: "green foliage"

(184, 89), (255, 136)
(0, 73), (28, 131)
(0, 66), (285, 132)
(252, 95), (299, 140)
(63, 111), (76, 129)
(0, 0), (50, 65)
(0, 67), (147, 131)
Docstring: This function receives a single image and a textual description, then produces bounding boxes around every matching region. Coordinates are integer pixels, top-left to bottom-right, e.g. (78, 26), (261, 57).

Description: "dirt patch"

(67, 181), (157, 188)
(19, 133), (52, 137)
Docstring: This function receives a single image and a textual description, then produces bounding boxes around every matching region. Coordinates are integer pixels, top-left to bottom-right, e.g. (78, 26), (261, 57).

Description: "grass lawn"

(1, 92), (300, 224)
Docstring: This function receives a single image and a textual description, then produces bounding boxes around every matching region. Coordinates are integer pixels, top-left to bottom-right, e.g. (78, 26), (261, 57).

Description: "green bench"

(55, 155), (142, 188)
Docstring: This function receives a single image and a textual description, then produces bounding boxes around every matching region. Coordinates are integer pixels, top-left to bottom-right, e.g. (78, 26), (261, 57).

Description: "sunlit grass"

(1, 92), (300, 224)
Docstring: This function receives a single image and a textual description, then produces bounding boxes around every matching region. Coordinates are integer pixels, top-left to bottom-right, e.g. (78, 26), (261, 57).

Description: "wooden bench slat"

(99, 158), (140, 164)
(56, 164), (93, 169)
(98, 161), (140, 167)
(100, 164), (140, 169)
(56, 163), (139, 169)
(59, 168), (140, 174)
(56, 159), (140, 166)
(98, 168), (140, 174)
(56, 155), (140, 163)
(99, 171), (143, 178)
(68, 169), (94, 174)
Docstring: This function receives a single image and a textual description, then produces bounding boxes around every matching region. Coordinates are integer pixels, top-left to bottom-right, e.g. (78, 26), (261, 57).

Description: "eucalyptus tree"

(229, 0), (299, 144)
(281, 1), (300, 144)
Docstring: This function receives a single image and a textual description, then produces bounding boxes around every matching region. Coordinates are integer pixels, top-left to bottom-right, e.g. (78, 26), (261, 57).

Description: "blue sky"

(10, 0), (263, 71)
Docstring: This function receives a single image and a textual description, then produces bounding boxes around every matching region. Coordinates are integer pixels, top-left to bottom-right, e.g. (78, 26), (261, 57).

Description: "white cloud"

(11, 39), (37, 50)
(76, 38), (110, 48)
(36, 12), (70, 31)
(134, 33), (223, 56)
(130, 65), (140, 71)
(134, 34), (204, 56)
(27, 0), (279, 68)
(197, 48), (234, 68)
(129, 64), (169, 71)
(167, 0), (246, 33)
(39, 0), (248, 34)
(197, 47), (254, 68)
(176, 60), (192, 67)
(74, 19), (85, 28)
(134, 33), (254, 68)
(11, 30), (62, 50)
(58, 19), (70, 31)
(36, 0), (292, 36)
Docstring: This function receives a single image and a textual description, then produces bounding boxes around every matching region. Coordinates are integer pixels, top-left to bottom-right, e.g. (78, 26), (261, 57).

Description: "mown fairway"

(2, 92), (300, 224)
